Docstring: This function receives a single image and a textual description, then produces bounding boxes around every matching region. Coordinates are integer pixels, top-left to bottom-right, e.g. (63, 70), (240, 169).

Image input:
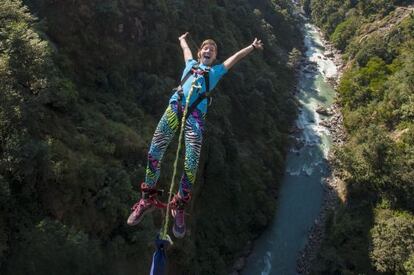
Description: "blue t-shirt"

(169, 59), (228, 114)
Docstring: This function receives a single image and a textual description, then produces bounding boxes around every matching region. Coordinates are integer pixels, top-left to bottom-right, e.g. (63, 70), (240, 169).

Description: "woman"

(127, 32), (263, 238)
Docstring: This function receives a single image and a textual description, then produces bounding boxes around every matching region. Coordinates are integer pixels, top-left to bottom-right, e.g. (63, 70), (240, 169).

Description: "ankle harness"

(140, 182), (167, 209)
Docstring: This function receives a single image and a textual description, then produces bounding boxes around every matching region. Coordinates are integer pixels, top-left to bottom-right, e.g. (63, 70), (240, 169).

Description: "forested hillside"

(0, 0), (302, 274)
(301, 0), (414, 273)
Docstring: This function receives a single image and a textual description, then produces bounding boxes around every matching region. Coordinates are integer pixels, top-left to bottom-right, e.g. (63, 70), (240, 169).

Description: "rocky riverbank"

(296, 25), (347, 275)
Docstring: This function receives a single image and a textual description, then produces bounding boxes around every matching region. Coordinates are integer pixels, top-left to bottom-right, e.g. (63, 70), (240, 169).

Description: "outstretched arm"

(178, 32), (193, 62)
(223, 38), (264, 70)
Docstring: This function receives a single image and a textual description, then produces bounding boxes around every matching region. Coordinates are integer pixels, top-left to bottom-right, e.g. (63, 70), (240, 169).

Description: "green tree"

(370, 210), (414, 274)
(404, 254), (414, 274)
(7, 219), (105, 275)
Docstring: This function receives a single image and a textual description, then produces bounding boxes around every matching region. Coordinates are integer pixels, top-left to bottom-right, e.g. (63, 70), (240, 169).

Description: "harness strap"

(184, 66), (211, 119)
(204, 67), (210, 94)
(176, 63), (200, 91)
(176, 64), (211, 120)
(185, 92), (211, 119)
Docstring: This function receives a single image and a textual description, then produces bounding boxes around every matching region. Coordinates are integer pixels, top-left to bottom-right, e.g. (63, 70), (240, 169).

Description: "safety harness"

(174, 63), (211, 119)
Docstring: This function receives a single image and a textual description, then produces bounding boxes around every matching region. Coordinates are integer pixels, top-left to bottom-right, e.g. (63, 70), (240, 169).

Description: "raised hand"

(178, 32), (189, 41)
(251, 38), (264, 50)
(178, 32), (192, 61)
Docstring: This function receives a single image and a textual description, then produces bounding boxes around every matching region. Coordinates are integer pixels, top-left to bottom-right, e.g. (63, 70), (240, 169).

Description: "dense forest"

(0, 0), (302, 274)
(301, 0), (414, 274)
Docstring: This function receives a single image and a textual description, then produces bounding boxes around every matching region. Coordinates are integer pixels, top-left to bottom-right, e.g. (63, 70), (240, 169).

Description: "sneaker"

(127, 182), (159, 226)
(127, 198), (156, 226)
(170, 195), (187, 238)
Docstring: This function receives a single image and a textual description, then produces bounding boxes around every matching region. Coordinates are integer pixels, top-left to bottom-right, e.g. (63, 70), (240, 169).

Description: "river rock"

(326, 76), (337, 86)
(316, 105), (332, 116)
(319, 120), (330, 128)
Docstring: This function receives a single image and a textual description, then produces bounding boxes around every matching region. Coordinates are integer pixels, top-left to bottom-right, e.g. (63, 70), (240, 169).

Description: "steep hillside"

(302, 0), (414, 274)
(0, 0), (302, 274)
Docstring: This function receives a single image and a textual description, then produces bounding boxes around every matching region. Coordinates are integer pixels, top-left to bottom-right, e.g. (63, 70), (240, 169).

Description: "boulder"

(316, 105), (332, 116)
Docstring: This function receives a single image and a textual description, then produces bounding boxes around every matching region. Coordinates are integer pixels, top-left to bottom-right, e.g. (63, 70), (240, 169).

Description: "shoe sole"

(171, 210), (186, 238)
(127, 206), (156, 226)
(172, 226), (186, 238)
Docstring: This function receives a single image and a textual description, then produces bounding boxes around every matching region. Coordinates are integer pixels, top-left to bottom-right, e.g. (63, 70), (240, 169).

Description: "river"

(241, 17), (339, 275)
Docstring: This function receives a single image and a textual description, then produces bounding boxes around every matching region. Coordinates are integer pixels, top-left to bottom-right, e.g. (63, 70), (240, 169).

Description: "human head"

(197, 39), (217, 66)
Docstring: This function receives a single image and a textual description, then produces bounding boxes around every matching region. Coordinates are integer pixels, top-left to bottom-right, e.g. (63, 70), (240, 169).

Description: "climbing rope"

(160, 76), (201, 240)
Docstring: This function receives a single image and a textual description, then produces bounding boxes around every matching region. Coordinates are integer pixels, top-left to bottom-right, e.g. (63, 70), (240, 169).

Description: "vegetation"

(304, 0), (414, 274)
(0, 0), (302, 274)
(370, 208), (414, 273)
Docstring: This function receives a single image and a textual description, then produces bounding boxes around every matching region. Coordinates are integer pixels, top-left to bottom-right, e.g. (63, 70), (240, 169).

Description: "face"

(199, 44), (217, 66)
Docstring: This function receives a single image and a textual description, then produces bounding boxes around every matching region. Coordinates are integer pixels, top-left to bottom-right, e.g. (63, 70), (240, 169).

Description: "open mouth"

(203, 53), (211, 60)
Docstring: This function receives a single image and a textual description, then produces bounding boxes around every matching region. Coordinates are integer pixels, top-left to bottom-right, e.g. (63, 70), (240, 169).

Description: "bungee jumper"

(127, 32), (263, 241)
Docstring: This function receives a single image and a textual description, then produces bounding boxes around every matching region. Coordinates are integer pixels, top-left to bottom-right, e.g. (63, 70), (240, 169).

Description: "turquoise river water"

(241, 20), (338, 275)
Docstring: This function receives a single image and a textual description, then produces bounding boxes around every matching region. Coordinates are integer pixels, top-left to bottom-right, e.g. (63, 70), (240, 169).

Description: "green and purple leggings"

(145, 101), (205, 200)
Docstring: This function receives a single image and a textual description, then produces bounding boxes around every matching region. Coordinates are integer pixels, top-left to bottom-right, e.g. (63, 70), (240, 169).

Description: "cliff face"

(304, 1), (414, 274)
(0, 0), (302, 274)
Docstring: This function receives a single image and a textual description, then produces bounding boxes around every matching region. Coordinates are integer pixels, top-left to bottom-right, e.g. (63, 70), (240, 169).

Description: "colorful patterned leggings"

(145, 101), (205, 199)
